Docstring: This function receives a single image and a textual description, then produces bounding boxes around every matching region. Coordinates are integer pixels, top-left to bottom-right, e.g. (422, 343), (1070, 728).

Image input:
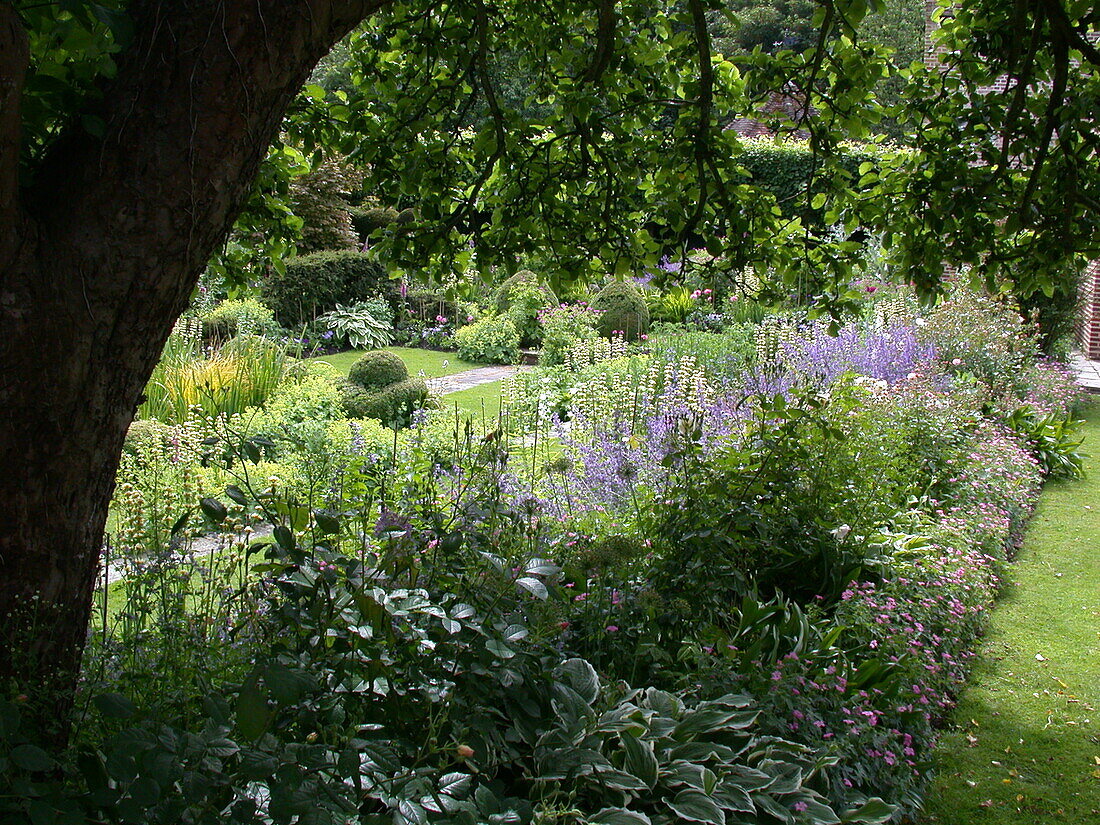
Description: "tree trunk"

(0, 0), (385, 744)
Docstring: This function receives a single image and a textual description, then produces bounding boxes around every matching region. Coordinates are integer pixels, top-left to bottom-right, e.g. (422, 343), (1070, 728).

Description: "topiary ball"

(591, 280), (650, 341)
(340, 377), (428, 426)
(494, 270), (557, 314)
(348, 351), (408, 390)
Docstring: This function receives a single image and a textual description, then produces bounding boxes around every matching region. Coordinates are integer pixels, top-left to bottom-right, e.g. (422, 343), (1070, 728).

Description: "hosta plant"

(316, 302), (394, 350)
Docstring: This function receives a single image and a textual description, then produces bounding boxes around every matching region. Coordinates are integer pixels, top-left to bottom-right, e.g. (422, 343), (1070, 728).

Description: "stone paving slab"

(425, 364), (529, 394)
(1070, 354), (1100, 394)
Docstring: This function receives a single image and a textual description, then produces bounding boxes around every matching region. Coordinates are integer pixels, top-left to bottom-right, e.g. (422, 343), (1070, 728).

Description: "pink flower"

(605, 625), (619, 632)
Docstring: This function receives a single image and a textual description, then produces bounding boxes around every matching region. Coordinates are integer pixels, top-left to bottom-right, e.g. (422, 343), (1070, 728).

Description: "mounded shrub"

(261, 250), (396, 327)
(591, 279), (650, 341)
(455, 315), (521, 364)
(348, 351), (408, 390)
(340, 377), (428, 424)
(200, 298), (281, 342)
(493, 270), (557, 314)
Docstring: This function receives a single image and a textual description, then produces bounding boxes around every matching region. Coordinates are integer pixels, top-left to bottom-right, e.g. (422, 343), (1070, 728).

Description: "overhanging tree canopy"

(2, 0), (1099, 738)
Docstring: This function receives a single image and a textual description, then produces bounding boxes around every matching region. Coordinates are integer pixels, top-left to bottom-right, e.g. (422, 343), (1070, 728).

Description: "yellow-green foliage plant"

(139, 318), (295, 424)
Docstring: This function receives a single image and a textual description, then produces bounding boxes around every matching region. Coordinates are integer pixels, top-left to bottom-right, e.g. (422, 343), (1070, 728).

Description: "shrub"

(494, 269), (557, 312)
(538, 304), (600, 366)
(315, 302), (394, 350)
(341, 377), (429, 425)
(288, 156), (364, 253)
(261, 249), (396, 327)
(263, 368), (345, 427)
(348, 204), (398, 240)
(591, 279), (650, 340)
(455, 315), (521, 364)
(199, 297), (282, 342)
(341, 351), (427, 425)
(348, 350), (408, 390)
(919, 285), (1039, 400)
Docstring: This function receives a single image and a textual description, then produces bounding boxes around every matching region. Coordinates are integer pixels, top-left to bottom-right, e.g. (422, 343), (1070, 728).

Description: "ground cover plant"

(2, 278), (1086, 824)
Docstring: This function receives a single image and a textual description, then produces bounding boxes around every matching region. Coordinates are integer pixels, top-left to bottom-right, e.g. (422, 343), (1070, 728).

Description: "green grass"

(919, 401), (1100, 824)
(437, 380), (506, 421)
(310, 346), (479, 378)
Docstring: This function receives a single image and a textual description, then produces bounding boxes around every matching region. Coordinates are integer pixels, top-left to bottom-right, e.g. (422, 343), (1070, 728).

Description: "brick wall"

(1079, 260), (1100, 359)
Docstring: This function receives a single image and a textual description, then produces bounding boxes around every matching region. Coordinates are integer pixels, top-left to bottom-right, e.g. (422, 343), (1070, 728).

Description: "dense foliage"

(262, 250), (395, 327)
(5, 278), (1083, 823)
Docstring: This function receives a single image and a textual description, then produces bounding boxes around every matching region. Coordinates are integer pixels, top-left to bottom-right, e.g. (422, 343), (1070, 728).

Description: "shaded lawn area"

(919, 401), (1100, 824)
(309, 346), (479, 378)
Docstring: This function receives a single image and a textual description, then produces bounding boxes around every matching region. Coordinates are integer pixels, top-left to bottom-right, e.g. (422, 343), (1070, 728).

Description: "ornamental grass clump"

(139, 319), (294, 424)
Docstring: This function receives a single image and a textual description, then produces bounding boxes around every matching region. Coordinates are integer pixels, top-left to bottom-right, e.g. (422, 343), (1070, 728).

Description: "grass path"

(919, 402), (1100, 824)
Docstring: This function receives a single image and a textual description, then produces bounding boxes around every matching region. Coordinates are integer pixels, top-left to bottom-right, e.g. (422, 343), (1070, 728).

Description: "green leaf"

(11, 744), (53, 772)
(313, 510), (341, 535)
(667, 791), (725, 825)
(438, 772), (472, 798)
(236, 678), (273, 742)
(515, 576), (548, 599)
(170, 508), (193, 535)
(672, 707), (758, 740)
(225, 485), (249, 505)
(841, 798), (896, 824)
(200, 497), (228, 524)
(485, 639), (515, 659)
(502, 624), (528, 643)
(557, 657), (600, 703)
(93, 692), (136, 719)
(621, 733), (659, 789)
(273, 525), (295, 552)
(589, 809), (652, 825)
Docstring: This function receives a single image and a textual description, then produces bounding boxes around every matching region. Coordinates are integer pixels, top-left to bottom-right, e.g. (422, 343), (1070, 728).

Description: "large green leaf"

(667, 791), (725, 825)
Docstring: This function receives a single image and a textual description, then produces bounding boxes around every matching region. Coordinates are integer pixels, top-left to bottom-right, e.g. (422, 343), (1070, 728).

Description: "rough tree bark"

(0, 0), (386, 741)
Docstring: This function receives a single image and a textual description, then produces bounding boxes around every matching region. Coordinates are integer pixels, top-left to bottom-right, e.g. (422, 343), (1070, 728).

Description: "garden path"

(103, 526), (273, 586)
(424, 364), (527, 394)
(919, 403), (1100, 824)
(1069, 353), (1100, 393)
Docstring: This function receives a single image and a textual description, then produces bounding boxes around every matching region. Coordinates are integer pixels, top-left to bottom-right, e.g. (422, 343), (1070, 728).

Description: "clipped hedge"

(262, 250), (396, 327)
(349, 205), (399, 241)
(738, 140), (881, 222)
(341, 377), (429, 424)
(493, 270), (558, 314)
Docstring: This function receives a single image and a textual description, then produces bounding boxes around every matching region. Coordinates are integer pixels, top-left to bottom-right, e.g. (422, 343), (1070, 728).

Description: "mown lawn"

(919, 401), (1100, 824)
(309, 346), (479, 378)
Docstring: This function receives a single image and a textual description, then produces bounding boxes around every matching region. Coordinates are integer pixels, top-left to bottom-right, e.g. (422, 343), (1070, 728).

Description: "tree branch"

(24, 0), (387, 319)
(582, 0), (616, 85)
(682, 0), (714, 245)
